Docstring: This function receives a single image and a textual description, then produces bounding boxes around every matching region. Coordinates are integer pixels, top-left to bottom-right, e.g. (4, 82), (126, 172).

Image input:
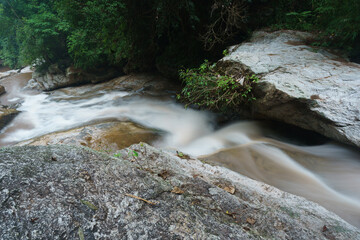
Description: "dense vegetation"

(271, 0), (360, 55)
(178, 59), (259, 111)
(0, 0), (250, 72)
(1, 0), (359, 73)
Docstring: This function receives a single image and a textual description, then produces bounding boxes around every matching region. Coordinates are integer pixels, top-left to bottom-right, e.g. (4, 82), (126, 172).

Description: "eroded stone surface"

(31, 64), (120, 91)
(17, 121), (160, 154)
(54, 73), (179, 96)
(222, 30), (360, 147)
(0, 144), (359, 239)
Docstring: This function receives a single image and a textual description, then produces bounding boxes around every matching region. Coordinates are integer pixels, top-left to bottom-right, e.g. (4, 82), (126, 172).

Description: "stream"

(1, 69), (360, 228)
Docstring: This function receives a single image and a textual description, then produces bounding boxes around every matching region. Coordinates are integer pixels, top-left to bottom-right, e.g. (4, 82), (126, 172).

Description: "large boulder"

(221, 30), (360, 147)
(32, 64), (120, 91)
(0, 144), (359, 239)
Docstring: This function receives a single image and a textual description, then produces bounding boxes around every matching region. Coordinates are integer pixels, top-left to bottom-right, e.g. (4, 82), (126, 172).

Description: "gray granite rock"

(31, 64), (119, 91)
(0, 143), (359, 239)
(221, 30), (360, 147)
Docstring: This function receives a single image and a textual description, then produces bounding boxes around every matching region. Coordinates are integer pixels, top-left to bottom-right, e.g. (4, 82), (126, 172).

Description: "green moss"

(279, 206), (300, 218)
(332, 223), (348, 233)
(78, 227), (85, 240)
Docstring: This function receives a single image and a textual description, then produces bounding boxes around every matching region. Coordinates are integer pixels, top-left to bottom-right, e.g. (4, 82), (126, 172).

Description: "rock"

(108, 73), (180, 94)
(0, 70), (16, 80)
(49, 73), (180, 99)
(0, 143), (359, 239)
(17, 121), (160, 154)
(0, 107), (19, 130)
(32, 64), (120, 91)
(0, 85), (5, 95)
(23, 78), (42, 91)
(0, 66), (31, 79)
(221, 30), (360, 147)
(66, 66), (120, 85)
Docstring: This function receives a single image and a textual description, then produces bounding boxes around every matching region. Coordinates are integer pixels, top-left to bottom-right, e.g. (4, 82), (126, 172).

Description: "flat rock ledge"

(0, 144), (359, 239)
(221, 30), (360, 147)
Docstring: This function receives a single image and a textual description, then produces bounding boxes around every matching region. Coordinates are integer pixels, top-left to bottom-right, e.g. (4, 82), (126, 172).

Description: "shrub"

(178, 60), (258, 112)
(269, 0), (360, 52)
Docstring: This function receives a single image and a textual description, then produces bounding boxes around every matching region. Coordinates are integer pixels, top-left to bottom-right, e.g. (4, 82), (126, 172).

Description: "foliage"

(269, 0), (360, 51)
(312, 0), (360, 49)
(17, 2), (69, 68)
(284, 11), (314, 31)
(269, 0), (313, 31)
(178, 60), (258, 112)
(0, 0), (358, 73)
(56, 0), (128, 69)
(200, 0), (249, 50)
(0, 0), (253, 72)
(0, 0), (26, 67)
(0, 0), (68, 68)
(128, 150), (139, 158)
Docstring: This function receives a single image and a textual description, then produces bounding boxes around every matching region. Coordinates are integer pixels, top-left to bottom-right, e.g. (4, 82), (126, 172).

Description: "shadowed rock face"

(0, 107), (19, 131)
(0, 144), (359, 239)
(221, 30), (360, 147)
(31, 64), (120, 91)
(0, 85), (5, 95)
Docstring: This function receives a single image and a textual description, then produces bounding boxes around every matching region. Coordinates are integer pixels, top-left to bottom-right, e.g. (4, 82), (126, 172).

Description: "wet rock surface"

(222, 30), (360, 147)
(0, 143), (359, 239)
(17, 121), (160, 154)
(36, 73), (180, 100)
(0, 85), (5, 95)
(32, 64), (120, 91)
(0, 70), (17, 80)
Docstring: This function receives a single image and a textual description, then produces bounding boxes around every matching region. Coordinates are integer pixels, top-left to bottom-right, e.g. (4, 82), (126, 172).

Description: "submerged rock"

(221, 30), (360, 147)
(17, 121), (160, 154)
(0, 143), (359, 239)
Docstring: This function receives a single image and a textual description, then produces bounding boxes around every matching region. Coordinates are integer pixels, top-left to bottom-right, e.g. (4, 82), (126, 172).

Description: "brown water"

(0, 69), (360, 228)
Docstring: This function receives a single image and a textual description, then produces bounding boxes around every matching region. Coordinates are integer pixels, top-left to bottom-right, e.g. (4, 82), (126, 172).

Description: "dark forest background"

(1, 0), (359, 75)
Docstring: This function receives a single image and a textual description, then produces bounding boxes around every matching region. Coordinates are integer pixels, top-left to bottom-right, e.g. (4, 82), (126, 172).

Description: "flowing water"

(1, 70), (360, 228)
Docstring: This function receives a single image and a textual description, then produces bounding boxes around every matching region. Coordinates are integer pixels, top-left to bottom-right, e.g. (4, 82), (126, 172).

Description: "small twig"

(125, 194), (157, 205)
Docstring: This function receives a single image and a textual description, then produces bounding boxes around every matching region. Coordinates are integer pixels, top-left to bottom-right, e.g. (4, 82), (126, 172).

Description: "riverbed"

(1, 69), (360, 228)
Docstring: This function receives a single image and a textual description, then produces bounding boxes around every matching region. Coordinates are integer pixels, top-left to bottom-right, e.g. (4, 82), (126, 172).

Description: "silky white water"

(1, 71), (360, 227)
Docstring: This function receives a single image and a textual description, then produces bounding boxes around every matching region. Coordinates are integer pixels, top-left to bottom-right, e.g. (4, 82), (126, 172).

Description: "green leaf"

(132, 150), (139, 158)
(80, 200), (98, 211)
